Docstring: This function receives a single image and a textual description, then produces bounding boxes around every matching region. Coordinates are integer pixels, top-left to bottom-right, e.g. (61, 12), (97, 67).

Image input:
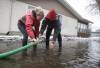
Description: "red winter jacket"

(25, 10), (40, 39)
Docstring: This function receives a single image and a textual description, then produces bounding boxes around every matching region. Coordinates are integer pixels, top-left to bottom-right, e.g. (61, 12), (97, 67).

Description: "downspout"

(8, 0), (14, 35)
(77, 20), (79, 37)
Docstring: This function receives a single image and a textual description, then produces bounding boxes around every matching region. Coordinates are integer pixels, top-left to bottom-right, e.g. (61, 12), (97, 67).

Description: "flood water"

(0, 38), (100, 68)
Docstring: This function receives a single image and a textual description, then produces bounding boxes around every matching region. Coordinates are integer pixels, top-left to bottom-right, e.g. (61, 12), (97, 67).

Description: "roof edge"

(57, 0), (93, 24)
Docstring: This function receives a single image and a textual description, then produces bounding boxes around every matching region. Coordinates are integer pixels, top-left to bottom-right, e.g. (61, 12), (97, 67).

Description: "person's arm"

(20, 15), (26, 23)
(53, 15), (62, 42)
(39, 18), (47, 35)
(34, 22), (40, 38)
(25, 15), (35, 39)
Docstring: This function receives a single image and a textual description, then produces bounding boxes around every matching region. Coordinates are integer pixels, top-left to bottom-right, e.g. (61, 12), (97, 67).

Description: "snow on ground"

(0, 35), (100, 42)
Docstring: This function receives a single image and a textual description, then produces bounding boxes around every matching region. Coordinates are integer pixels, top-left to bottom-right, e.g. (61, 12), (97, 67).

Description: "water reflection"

(0, 39), (100, 68)
(87, 41), (100, 67)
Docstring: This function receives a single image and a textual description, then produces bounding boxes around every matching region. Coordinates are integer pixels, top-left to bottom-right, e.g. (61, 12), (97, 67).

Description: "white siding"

(11, 1), (28, 31)
(61, 15), (78, 36)
(0, 0), (11, 33)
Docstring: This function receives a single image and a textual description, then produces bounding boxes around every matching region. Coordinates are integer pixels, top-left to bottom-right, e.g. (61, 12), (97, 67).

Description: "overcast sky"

(65, 0), (100, 31)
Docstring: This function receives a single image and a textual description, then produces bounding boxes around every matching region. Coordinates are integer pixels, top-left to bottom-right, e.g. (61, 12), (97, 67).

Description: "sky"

(65, 0), (100, 31)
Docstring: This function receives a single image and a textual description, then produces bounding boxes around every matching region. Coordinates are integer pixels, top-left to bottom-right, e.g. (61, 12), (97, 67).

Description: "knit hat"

(46, 9), (56, 21)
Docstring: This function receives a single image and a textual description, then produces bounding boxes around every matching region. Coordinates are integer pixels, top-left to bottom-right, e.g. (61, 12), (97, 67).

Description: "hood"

(26, 10), (33, 18)
(46, 9), (56, 21)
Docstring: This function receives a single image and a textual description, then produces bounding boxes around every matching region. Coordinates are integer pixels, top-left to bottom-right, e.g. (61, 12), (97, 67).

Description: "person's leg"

(18, 22), (28, 50)
(58, 33), (62, 48)
(31, 30), (38, 52)
(46, 27), (52, 49)
(18, 22), (28, 56)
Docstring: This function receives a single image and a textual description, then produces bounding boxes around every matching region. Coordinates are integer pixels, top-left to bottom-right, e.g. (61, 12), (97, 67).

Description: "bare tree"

(96, 0), (100, 10)
(87, 0), (100, 14)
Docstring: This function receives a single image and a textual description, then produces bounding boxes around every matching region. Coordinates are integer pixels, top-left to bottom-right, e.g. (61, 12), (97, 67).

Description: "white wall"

(0, 0), (11, 33)
(61, 15), (78, 36)
(11, 1), (28, 31)
(0, 0), (77, 36)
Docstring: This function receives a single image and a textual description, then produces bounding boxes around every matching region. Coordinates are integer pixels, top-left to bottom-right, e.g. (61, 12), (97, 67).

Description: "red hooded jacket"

(25, 10), (40, 39)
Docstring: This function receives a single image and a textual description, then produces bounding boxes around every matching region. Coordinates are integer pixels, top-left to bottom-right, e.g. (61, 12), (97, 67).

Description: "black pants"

(18, 21), (28, 47)
(46, 27), (62, 49)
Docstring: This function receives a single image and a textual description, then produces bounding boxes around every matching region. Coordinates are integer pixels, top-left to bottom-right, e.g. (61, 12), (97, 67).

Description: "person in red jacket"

(40, 9), (62, 49)
(18, 7), (44, 53)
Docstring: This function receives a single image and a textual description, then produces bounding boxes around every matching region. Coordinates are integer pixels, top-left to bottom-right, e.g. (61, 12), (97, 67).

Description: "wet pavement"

(0, 38), (100, 68)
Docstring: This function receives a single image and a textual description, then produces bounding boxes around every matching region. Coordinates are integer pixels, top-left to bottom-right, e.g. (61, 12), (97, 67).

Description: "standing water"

(0, 37), (100, 68)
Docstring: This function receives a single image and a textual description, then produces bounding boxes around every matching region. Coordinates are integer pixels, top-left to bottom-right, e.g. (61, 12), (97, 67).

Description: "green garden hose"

(0, 40), (43, 58)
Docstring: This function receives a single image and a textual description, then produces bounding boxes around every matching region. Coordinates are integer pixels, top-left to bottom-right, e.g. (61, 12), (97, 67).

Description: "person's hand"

(36, 37), (39, 41)
(31, 38), (37, 42)
(49, 41), (56, 49)
(39, 34), (45, 39)
(39, 34), (43, 38)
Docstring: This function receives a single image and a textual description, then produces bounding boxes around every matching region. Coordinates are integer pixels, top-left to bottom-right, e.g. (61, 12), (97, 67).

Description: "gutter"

(8, 0), (14, 33)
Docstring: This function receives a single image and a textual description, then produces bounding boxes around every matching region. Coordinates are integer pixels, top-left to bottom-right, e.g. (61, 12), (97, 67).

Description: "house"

(0, 0), (93, 37)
